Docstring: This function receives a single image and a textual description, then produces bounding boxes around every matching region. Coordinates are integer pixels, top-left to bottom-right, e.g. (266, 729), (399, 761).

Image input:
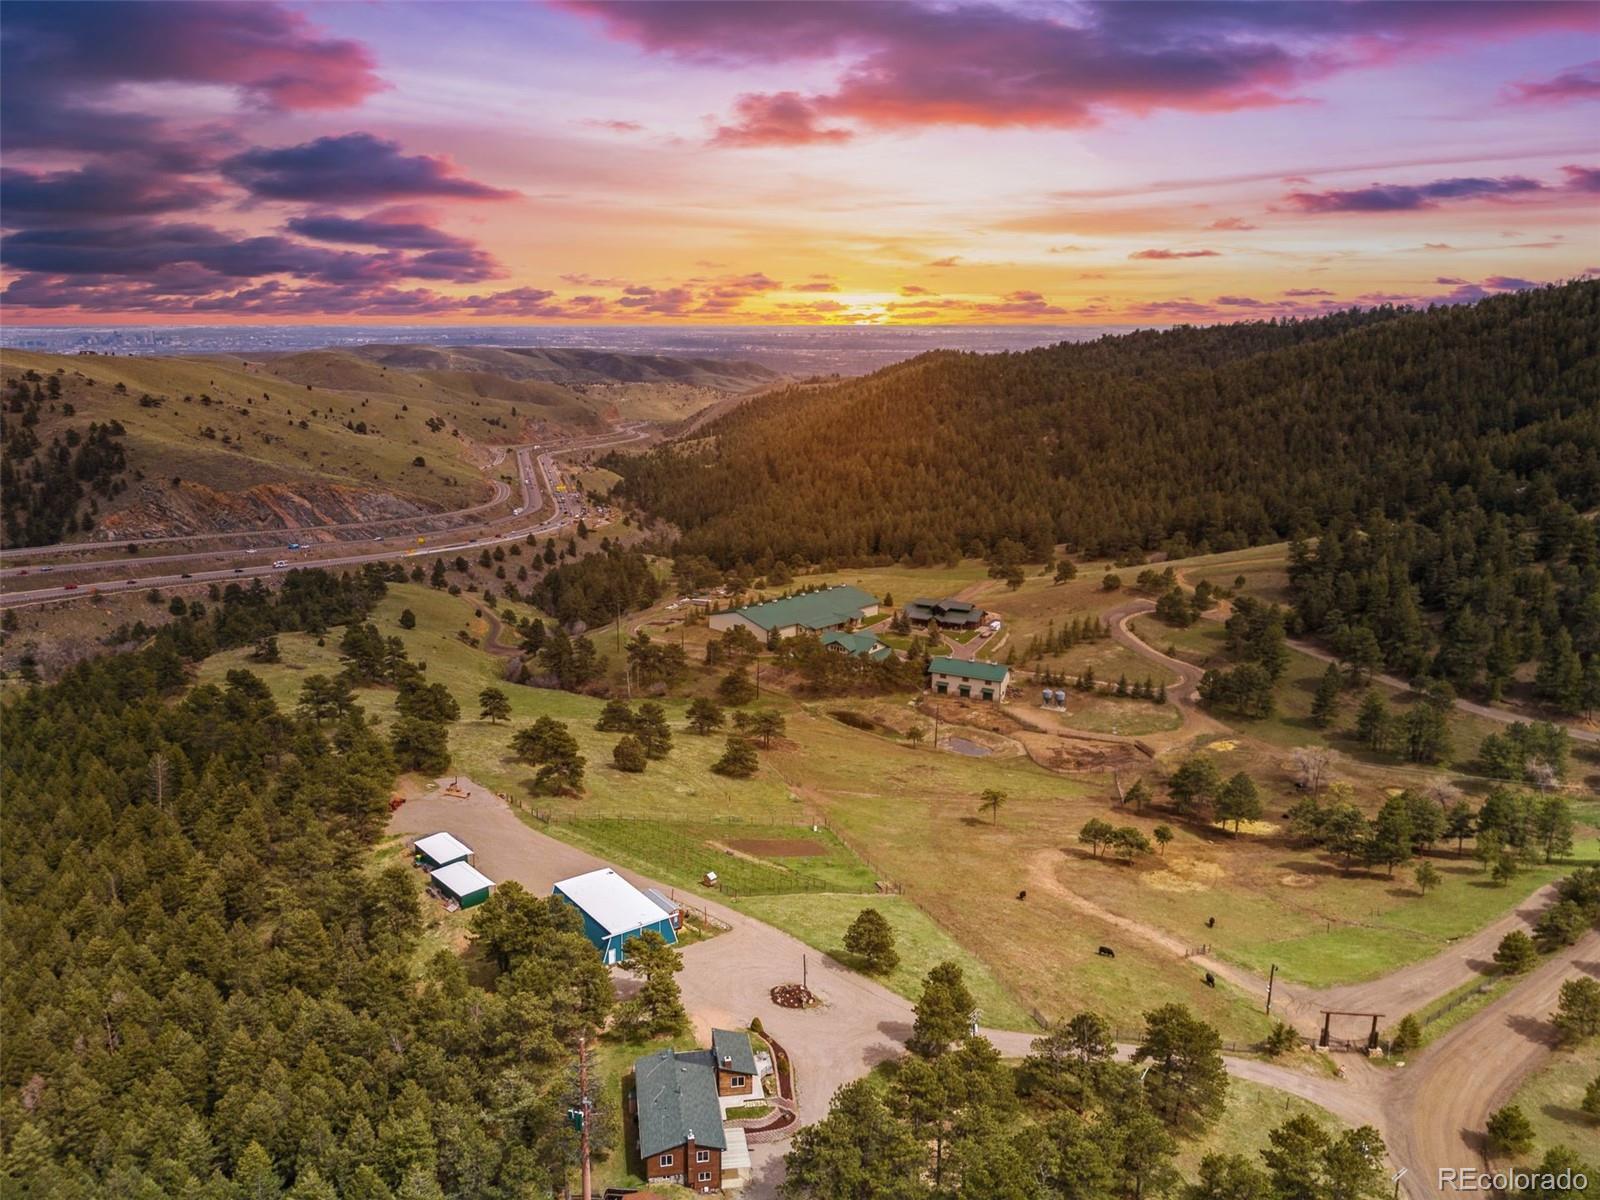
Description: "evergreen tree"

(843, 907), (900, 974)
(612, 735), (647, 773)
(909, 962), (976, 1058)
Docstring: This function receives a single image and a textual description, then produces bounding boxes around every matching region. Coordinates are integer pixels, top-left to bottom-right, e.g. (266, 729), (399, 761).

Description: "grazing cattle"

(1016, 890), (1027, 900)
(1206, 917), (1216, 929)
(1204, 972), (1216, 987)
(1097, 946), (1115, 958)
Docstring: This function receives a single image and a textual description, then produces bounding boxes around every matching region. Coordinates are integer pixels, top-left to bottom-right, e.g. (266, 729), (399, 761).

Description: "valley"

(5, 290), (1597, 1200)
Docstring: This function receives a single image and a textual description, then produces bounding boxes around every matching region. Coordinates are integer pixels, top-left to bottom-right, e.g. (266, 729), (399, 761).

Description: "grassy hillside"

(0, 343), (768, 544)
(186, 570), (1596, 1042)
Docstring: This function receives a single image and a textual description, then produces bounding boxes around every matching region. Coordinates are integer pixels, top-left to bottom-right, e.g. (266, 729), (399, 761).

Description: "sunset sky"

(2, 0), (1597, 326)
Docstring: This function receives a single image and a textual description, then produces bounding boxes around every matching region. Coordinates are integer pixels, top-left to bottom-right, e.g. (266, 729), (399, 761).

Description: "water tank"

(1042, 688), (1052, 706)
(1054, 689), (1066, 707)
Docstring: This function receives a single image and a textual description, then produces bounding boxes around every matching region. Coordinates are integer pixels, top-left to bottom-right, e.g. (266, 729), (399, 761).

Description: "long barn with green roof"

(928, 655), (1012, 701)
(708, 584), (878, 640)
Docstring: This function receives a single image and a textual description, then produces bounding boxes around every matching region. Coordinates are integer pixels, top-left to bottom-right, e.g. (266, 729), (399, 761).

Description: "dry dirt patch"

(726, 837), (827, 858)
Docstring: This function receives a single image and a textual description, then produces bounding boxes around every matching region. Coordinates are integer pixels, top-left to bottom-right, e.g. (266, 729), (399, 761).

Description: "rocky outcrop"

(99, 479), (441, 539)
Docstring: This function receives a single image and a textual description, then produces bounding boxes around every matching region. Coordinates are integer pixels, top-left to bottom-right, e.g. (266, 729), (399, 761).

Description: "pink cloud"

(711, 92), (852, 146)
(1506, 59), (1600, 103)
(563, 1), (1600, 143)
(1208, 217), (1258, 231)
(1562, 164), (1600, 192)
(1130, 248), (1221, 260)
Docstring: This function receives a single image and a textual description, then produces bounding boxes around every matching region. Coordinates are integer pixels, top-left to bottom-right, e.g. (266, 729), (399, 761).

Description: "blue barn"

(553, 867), (679, 964)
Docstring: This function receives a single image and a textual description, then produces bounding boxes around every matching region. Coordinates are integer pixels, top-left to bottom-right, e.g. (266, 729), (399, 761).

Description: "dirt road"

(1308, 881), (1566, 1022)
(1285, 636), (1600, 746)
(1383, 929), (1600, 1195)
(1104, 598), (1231, 741)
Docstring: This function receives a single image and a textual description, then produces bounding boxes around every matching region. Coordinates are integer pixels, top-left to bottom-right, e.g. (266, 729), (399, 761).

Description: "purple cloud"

(0, 166), (218, 224)
(2, 221), (500, 286)
(1284, 175), (1545, 212)
(285, 214), (475, 251)
(1, 2), (381, 162)
(222, 134), (515, 203)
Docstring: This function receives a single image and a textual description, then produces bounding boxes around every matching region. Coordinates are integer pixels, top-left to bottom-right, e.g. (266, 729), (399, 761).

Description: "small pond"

(944, 736), (992, 756)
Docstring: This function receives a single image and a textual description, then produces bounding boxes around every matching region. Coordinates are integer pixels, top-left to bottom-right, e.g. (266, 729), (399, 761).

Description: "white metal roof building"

(553, 867), (680, 963)
(413, 831), (473, 870)
(430, 861), (495, 909)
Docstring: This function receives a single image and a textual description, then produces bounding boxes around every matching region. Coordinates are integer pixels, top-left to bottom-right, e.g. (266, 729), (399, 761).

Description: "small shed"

(430, 861), (495, 909)
(413, 831), (473, 871)
(554, 867), (679, 964)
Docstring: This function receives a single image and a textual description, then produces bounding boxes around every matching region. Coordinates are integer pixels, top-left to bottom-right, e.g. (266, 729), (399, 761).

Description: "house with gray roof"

(708, 585), (877, 640)
(904, 597), (985, 628)
(632, 1029), (759, 1193)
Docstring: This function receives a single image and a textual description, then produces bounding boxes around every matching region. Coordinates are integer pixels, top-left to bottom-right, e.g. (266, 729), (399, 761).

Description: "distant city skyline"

(2, 0), (1596, 326)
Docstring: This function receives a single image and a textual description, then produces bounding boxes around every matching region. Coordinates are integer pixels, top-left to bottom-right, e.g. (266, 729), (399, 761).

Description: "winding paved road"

(0, 425), (648, 611)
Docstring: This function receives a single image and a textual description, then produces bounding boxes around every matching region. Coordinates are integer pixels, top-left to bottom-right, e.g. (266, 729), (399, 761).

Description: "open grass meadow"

(198, 576), (1592, 1048)
(1173, 1075), (1351, 1177)
(1510, 1043), (1600, 1164)
(1130, 614), (1506, 773)
(736, 892), (1036, 1030)
(1169, 542), (1296, 606)
(560, 818), (880, 897)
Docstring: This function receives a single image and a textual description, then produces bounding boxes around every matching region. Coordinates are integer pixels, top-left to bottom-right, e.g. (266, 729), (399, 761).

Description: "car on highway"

(180, 573), (193, 579)
(38, 566), (51, 573)
(63, 583), (78, 590)
(246, 548), (257, 554)
(16, 570), (27, 577)
(233, 568), (244, 574)
(273, 560), (289, 568)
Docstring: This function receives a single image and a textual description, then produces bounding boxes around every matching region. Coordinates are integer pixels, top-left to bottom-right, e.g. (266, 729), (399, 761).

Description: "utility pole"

(572, 1034), (593, 1200)
(1266, 963), (1276, 1015)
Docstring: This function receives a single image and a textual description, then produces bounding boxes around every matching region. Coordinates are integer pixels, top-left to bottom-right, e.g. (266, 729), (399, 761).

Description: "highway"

(0, 424), (648, 611)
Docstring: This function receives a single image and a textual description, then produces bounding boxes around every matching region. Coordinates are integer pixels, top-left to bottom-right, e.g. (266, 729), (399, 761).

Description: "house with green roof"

(820, 629), (893, 662)
(708, 584), (877, 640)
(927, 655), (1012, 701)
(632, 1029), (760, 1193)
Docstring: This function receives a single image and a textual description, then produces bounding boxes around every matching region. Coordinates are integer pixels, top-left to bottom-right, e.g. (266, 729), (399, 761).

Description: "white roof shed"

(414, 831), (473, 865)
(430, 861), (495, 898)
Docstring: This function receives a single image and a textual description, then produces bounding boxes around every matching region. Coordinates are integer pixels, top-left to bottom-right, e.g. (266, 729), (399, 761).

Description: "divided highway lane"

(0, 425), (646, 610)
(0, 423), (647, 568)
